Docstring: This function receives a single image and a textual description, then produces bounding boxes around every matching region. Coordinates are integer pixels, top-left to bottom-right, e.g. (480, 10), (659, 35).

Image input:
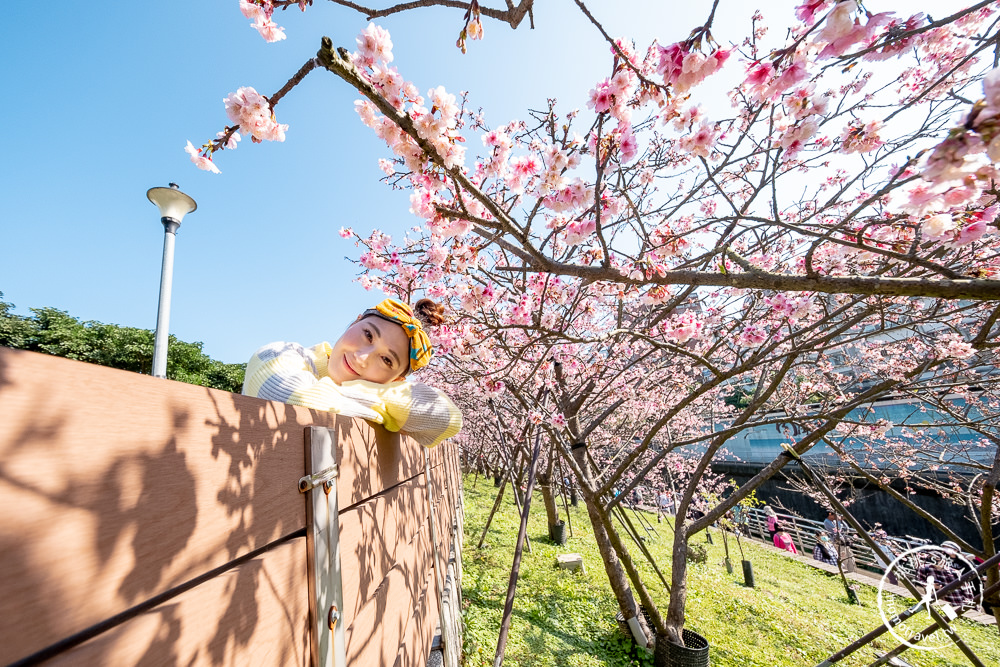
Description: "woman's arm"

(337, 379), (463, 448)
(242, 341), (382, 421)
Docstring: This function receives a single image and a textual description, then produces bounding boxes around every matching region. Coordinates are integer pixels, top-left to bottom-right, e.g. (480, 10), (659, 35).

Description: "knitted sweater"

(242, 341), (463, 448)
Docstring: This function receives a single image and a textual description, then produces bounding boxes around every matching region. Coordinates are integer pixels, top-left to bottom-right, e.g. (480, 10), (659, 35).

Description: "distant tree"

(0, 292), (245, 393)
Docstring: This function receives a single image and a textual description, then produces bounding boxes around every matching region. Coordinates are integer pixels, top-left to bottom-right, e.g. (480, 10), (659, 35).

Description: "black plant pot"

(615, 607), (654, 644)
(550, 520), (567, 545)
(741, 560), (755, 588)
(656, 629), (710, 667)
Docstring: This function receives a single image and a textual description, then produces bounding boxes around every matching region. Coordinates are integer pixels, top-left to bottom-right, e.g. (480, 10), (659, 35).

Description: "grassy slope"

(460, 476), (1000, 667)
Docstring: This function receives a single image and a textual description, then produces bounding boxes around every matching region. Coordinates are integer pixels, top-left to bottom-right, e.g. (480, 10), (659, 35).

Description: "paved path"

(624, 506), (996, 626)
(746, 534), (996, 626)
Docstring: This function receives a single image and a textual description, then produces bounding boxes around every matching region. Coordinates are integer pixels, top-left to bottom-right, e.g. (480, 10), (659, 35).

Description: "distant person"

(822, 512), (856, 571)
(872, 530), (899, 585)
(656, 489), (671, 522)
(773, 530), (798, 554)
(730, 505), (750, 536)
(824, 511), (847, 543)
(942, 541), (981, 603)
(813, 533), (838, 565)
(916, 548), (975, 611)
(765, 506), (779, 541)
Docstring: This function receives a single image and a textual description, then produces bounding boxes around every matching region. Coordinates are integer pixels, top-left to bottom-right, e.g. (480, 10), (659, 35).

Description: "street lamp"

(146, 183), (197, 378)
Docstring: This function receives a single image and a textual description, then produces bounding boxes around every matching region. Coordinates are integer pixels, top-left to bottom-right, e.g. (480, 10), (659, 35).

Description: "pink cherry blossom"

(795, 0), (832, 23)
(184, 141), (220, 174)
(252, 15), (286, 43)
(618, 126), (638, 163)
(839, 120), (883, 154)
(745, 61), (774, 87)
(953, 218), (991, 246)
(467, 15), (484, 41)
(678, 122), (718, 159)
(656, 42), (687, 83)
(223, 86), (287, 142)
(216, 129), (240, 150)
(564, 218), (597, 245)
(587, 80), (614, 113)
(356, 23), (393, 66)
(737, 325), (768, 348)
(817, 1), (857, 41)
(936, 333), (974, 359)
(664, 312), (703, 344)
(921, 214), (955, 241)
(425, 244), (449, 265)
(339, 227), (353, 238)
(239, 0), (265, 20)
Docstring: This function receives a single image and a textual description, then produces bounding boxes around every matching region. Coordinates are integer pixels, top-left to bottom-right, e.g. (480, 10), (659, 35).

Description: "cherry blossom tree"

(194, 0), (1000, 656)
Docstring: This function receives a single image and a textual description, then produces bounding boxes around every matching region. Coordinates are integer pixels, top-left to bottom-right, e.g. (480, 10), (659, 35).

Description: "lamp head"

(147, 183), (197, 226)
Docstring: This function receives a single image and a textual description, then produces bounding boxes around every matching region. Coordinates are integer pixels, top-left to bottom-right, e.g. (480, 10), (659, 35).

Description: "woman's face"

(328, 316), (410, 385)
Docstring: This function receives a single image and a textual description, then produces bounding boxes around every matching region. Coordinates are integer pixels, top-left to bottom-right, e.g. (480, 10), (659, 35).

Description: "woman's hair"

(354, 297), (445, 377)
(413, 298), (446, 327)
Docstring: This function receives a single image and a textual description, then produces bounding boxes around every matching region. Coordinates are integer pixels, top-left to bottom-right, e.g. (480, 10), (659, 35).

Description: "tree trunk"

(570, 443), (651, 646)
(664, 523), (689, 648)
(979, 449), (1000, 625)
(538, 472), (560, 536)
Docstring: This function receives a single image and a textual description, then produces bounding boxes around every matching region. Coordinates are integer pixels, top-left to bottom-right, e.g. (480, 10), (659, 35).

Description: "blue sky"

(1, 0), (944, 364)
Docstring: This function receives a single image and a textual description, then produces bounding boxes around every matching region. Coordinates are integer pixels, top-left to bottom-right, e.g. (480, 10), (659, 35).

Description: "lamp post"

(146, 183), (197, 378)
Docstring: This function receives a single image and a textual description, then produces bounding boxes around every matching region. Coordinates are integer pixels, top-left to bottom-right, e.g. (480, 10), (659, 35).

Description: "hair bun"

(414, 298), (446, 327)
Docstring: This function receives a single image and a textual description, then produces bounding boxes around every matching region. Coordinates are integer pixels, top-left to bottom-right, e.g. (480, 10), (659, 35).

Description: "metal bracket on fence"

(304, 427), (347, 667)
(299, 464), (339, 493)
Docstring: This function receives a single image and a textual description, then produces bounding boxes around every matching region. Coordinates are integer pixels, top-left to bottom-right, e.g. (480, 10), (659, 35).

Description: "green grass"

(460, 475), (1000, 667)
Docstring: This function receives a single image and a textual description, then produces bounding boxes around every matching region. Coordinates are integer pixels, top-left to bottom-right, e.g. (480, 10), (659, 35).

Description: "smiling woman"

(241, 298), (462, 447)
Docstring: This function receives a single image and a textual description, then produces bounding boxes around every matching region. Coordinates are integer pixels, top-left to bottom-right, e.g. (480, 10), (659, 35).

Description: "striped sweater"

(242, 341), (462, 448)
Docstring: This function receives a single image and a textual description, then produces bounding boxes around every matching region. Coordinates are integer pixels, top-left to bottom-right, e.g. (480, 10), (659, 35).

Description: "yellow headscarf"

(364, 298), (434, 372)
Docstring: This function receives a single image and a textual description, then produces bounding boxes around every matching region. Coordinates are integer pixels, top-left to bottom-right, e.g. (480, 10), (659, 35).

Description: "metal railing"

(738, 507), (930, 580)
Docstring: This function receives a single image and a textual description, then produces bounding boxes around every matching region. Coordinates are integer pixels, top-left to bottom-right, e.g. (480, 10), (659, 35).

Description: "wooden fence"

(0, 347), (463, 667)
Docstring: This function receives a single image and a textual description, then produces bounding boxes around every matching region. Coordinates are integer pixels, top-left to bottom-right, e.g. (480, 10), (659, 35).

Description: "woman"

(773, 530), (798, 555)
(813, 533), (838, 565)
(765, 506), (779, 541)
(242, 298), (462, 447)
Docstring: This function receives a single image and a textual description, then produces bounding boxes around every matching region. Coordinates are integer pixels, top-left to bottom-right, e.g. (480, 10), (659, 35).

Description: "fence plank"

(344, 519), (433, 666)
(43, 538), (311, 667)
(391, 568), (437, 667)
(339, 474), (429, 625)
(334, 417), (425, 512)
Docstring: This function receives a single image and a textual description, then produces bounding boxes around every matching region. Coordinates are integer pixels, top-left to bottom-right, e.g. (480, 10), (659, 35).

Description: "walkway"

(626, 501), (995, 627)
(749, 534), (997, 627)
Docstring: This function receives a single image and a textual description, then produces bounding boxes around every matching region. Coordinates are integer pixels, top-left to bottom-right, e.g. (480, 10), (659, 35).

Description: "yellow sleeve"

(338, 379), (464, 448)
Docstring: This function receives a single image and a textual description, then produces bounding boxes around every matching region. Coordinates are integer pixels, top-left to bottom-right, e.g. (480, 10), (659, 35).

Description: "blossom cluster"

(351, 24), (466, 177)
(238, 0), (292, 43)
(224, 87), (288, 142)
(657, 41), (731, 93)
